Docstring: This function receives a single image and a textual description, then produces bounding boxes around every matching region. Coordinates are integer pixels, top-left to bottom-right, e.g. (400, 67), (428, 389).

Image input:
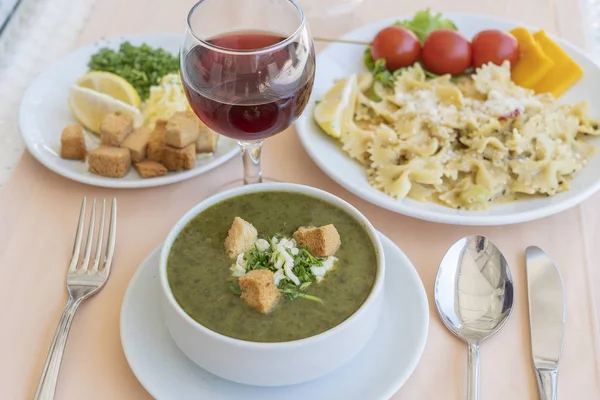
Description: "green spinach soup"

(167, 191), (377, 342)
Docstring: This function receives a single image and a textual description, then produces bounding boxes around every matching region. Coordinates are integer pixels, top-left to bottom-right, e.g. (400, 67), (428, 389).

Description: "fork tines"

(69, 197), (117, 276)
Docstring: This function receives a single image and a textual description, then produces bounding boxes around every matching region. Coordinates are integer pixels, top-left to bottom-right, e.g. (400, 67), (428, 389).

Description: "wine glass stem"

(239, 141), (264, 185)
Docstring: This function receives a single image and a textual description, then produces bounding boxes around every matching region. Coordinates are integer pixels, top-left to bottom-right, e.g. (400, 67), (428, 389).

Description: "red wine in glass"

(182, 30), (315, 141)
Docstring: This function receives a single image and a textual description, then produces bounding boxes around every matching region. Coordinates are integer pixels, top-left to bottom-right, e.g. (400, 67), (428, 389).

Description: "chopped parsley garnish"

(279, 280), (323, 303)
(228, 282), (242, 296)
(88, 42), (179, 100)
(243, 246), (272, 272)
(229, 236), (337, 304)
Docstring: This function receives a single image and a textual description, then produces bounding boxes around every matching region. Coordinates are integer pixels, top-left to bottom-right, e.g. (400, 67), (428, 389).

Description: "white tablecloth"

(0, 0), (95, 187)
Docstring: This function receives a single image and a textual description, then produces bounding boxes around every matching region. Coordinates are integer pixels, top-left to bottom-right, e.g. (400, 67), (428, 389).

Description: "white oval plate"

(296, 14), (600, 225)
(19, 34), (238, 189)
(120, 233), (429, 400)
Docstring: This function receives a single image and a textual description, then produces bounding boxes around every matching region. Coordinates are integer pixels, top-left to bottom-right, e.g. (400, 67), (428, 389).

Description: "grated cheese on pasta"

(332, 61), (598, 210)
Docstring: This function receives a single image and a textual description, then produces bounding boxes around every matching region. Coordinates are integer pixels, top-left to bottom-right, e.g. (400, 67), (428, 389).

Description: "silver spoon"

(434, 235), (514, 400)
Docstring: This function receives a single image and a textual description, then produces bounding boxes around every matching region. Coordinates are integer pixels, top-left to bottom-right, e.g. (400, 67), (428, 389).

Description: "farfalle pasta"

(332, 62), (598, 210)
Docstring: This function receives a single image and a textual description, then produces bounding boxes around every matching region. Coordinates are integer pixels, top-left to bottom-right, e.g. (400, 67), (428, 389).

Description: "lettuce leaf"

(364, 49), (405, 87)
(394, 8), (457, 43)
(364, 47), (439, 89)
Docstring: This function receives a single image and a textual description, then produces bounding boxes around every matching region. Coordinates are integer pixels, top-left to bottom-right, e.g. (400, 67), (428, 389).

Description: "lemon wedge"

(68, 85), (143, 134)
(76, 71), (141, 108)
(314, 74), (359, 139)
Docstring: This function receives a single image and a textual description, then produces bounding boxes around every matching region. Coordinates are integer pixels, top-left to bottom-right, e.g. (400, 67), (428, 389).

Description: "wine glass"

(181, 0), (316, 187)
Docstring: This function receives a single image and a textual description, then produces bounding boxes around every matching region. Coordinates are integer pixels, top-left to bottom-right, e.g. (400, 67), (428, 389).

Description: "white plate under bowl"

(18, 33), (238, 189)
(296, 13), (600, 225)
(120, 233), (429, 400)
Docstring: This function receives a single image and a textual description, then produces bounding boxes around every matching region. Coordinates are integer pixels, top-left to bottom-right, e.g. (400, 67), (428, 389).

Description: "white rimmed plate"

(18, 33), (238, 189)
(120, 232), (429, 400)
(296, 14), (600, 225)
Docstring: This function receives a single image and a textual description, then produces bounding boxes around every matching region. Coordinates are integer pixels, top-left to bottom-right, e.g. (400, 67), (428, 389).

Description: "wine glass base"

(215, 177), (281, 193)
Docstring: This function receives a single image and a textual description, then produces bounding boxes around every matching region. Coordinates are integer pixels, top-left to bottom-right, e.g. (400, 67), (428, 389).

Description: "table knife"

(525, 246), (566, 400)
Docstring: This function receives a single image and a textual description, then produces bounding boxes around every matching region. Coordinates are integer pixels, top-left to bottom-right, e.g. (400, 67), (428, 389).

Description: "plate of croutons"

(18, 34), (238, 188)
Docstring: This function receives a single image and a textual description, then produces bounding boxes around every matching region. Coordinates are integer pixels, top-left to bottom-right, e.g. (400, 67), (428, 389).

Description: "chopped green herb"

(279, 286), (323, 304)
(297, 293), (324, 304)
(88, 42), (179, 100)
(229, 282), (242, 296)
(315, 100), (322, 105)
(230, 236), (333, 304)
(243, 246), (272, 271)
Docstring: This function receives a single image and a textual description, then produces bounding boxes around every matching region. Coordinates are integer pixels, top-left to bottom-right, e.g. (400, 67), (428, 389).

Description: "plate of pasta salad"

(295, 10), (600, 225)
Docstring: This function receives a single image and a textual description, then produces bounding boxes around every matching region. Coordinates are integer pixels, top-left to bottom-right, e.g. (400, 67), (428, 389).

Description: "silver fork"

(34, 197), (117, 400)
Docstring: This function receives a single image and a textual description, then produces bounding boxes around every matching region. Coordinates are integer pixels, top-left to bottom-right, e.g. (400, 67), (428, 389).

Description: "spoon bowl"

(434, 235), (514, 400)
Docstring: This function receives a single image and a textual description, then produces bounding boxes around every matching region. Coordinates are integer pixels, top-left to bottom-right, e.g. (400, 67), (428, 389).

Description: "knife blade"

(525, 246), (566, 400)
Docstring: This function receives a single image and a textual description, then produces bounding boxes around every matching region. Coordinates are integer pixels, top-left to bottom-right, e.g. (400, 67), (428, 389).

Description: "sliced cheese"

(531, 30), (584, 97)
(509, 27), (555, 89)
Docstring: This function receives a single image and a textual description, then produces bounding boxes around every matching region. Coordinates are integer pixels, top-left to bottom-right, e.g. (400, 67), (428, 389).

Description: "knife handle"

(535, 368), (557, 400)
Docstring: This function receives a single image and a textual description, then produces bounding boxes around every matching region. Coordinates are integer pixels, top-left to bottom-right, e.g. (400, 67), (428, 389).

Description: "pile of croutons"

(60, 110), (218, 178)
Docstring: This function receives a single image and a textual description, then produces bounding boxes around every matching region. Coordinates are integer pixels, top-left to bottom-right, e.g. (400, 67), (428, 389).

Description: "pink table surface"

(1, 0), (600, 399)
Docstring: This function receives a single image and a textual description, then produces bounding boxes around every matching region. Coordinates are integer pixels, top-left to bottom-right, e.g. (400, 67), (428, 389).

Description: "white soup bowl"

(159, 182), (385, 386)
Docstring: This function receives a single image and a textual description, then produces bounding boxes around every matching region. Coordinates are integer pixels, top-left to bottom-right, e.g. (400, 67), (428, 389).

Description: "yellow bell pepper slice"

(509, 27), (554, 89)
(531, 30), (584, 97)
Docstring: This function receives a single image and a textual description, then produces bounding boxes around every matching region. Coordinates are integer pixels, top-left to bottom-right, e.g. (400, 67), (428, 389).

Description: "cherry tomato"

(370, 26), (421, 71)
(471, 29), (519, 69)
(422, 29), (472, 75)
